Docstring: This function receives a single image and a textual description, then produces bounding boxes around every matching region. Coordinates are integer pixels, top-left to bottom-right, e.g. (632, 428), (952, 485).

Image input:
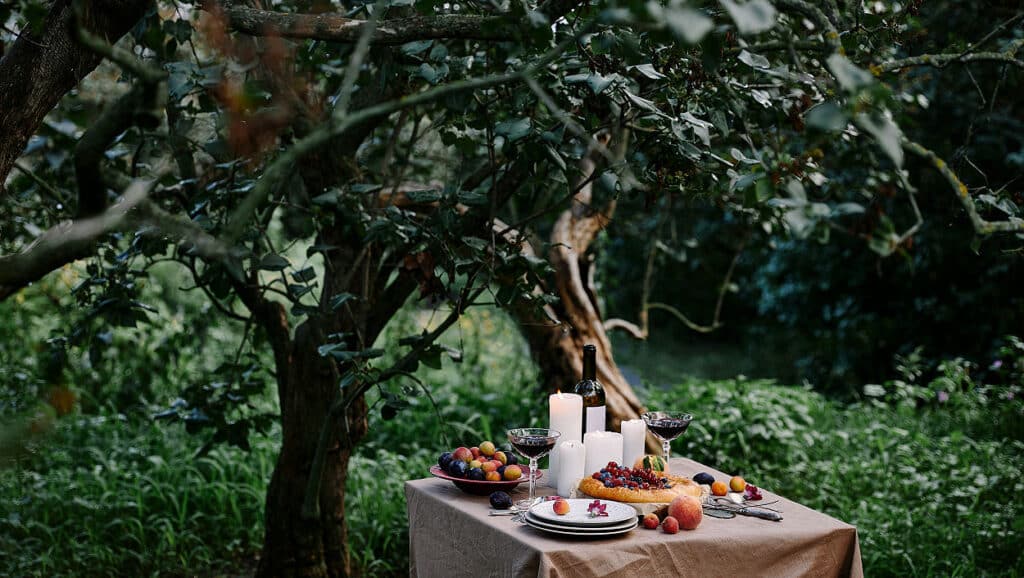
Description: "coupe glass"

(641, 411), (693, 465)
(506, 427), (560, 510)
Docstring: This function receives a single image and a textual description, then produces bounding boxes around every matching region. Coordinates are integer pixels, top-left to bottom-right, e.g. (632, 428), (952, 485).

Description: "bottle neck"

(582, 346), (596, 381)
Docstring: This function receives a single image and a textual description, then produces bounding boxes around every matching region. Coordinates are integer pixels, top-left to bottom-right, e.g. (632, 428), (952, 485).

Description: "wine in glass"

(641, 411), (693, 465)
(506, 427), (560, 510)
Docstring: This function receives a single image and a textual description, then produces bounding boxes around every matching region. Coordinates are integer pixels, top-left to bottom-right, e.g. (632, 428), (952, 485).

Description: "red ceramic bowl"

(429, 465), (540, 495)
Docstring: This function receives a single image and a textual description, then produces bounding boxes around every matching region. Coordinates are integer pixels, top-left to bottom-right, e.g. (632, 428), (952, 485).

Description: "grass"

(3, 294), (1023, 576)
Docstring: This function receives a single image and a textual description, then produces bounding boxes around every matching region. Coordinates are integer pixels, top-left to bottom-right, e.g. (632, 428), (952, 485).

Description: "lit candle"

(620, 418), (646, 470)
(557, 440), (586, 498)
(583, 430), (623, 477)
(548, 392), (583, 487)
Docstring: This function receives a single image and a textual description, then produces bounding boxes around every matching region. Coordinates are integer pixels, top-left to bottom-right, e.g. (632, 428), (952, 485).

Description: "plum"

(447, 460), (469, 478)
(489, 491), (513, 510)
(693, 472), (715, 486)
(468, 468), (486, 481)
(438, 452), (454, 470)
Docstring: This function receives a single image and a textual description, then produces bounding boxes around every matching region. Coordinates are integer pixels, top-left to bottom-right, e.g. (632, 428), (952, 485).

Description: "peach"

(470, 447), (482, 459)
(503, 465), (523, 481)
(661, 516), (679, 534)
(481, 461), (498, 473)
(642, 513), (660, 529)
(711, 481), (728, 496)
(485, 471), (502, 482)
(552, 499), (570, 515)
(479, 441), (496, 457)
(668, 495), (702, 531)
(729, 476), (746, 492)
(493, 451), (508, 465)
(452, 447), (473, 462)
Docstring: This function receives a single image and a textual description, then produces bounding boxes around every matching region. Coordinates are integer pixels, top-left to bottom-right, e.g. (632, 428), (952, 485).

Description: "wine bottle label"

(584, 405), (606, 433)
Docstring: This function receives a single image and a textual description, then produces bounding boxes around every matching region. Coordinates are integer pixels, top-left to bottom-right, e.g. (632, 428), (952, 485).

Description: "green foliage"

(0, 416), (274, 577)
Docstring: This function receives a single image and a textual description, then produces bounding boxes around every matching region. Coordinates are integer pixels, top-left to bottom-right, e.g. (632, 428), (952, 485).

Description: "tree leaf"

(720, 0), (777, 35)
(738, 49), (770, 69)
(664, 6), (713, 44)
(629, 63), (667, 80)
(826, 54), (874, 92)
(856, 112), (904, 168)
(806, 102), (848, 132)
(291, 267), (316, 283)
(330, 292), (357, 311)
(495, 118), (532, 142)
(258, 254), (290, 271)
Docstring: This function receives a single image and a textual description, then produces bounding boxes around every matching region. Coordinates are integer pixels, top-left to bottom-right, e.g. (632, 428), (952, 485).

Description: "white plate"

(525, 516), (638, 538)
(529, 499), (637, 526)
(525, 511), (637, 533)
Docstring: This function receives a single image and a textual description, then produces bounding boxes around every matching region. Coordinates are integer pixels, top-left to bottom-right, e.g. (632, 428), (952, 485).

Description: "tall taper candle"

(547, 392), (583, 487)
(620, 418), (646, 470)
(557, 440), (586, 498)
(583, 430), (623, 477)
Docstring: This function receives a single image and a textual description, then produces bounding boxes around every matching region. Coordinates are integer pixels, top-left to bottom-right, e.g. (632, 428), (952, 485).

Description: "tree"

(1, 0), (1022, 575)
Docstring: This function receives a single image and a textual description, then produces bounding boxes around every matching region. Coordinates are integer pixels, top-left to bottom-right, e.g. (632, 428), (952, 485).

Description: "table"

(406, 457), (863, 577)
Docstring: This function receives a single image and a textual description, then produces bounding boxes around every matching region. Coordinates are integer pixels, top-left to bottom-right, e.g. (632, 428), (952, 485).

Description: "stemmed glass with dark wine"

(506, 427), (560, 510)
(641, 411), (693, 465)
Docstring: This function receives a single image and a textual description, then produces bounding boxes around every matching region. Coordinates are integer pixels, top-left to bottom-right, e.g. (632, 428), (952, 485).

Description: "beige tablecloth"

(405, 457), (863, 578)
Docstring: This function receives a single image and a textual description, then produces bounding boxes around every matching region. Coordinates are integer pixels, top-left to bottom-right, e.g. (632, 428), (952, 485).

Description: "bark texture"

(0, 0), (152, 191)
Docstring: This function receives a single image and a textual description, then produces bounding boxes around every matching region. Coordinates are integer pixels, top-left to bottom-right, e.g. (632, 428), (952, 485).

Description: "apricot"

(668, 495), (702, 531)
(711, 481), (728, 496)
(642, 513), (660, 529)
(552, 499), (570, 515)
(481, 461), (498, 473)
(470, 447), (482, 459)
(469, 459), (483, 470)
(479, 441), (496, 457)
(485, 471), (502, 482)
(661, 516), (679, 534)
(729, 476), (747, 492)
(503, 465), (523, 481)
(493, 451), (508, 465)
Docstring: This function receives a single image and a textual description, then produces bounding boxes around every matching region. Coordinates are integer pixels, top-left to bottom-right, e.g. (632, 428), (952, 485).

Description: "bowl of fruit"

(432, 440), (539, 495)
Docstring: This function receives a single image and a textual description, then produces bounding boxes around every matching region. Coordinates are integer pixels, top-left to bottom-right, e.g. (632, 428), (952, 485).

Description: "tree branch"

(903, 139), (1024, 235)
(215, 0), (583, 44)
(876, 40), (1024, 73)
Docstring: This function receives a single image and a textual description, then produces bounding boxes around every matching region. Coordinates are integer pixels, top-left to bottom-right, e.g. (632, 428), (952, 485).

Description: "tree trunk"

(0, 0), (152, 191)
(510, 131), (655, 448)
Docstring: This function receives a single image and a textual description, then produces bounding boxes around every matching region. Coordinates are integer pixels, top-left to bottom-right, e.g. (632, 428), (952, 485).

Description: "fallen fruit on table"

(643, 513), (660, 529)
(669, 495), (702, 530)
(479, 441), (496, 457)
(730, 476), (747, 492)
(452, 447), (473, 462)
(552, 499), (570, 515)
(490, 491), (513, 510)
(661, 516), (680, 534)
(503, 465), (523, 481)
(693, 472), (715, 486)
(744, 483), (763, 501)
(711, 481), (728, 496)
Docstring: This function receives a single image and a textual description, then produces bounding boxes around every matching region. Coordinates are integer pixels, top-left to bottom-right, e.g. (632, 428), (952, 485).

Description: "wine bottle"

(573, 344), (606, 433)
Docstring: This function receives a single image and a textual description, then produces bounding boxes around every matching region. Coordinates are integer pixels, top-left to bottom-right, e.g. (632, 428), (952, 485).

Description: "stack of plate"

(525, 499), (638, 537)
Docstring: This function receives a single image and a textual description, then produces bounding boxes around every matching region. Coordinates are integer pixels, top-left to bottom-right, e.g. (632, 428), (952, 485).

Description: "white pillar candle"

(620, 418), (646, 470)
(583, 430), (623, 477)
(556, 440), (586, 498)
(547, 392), (583, 487)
